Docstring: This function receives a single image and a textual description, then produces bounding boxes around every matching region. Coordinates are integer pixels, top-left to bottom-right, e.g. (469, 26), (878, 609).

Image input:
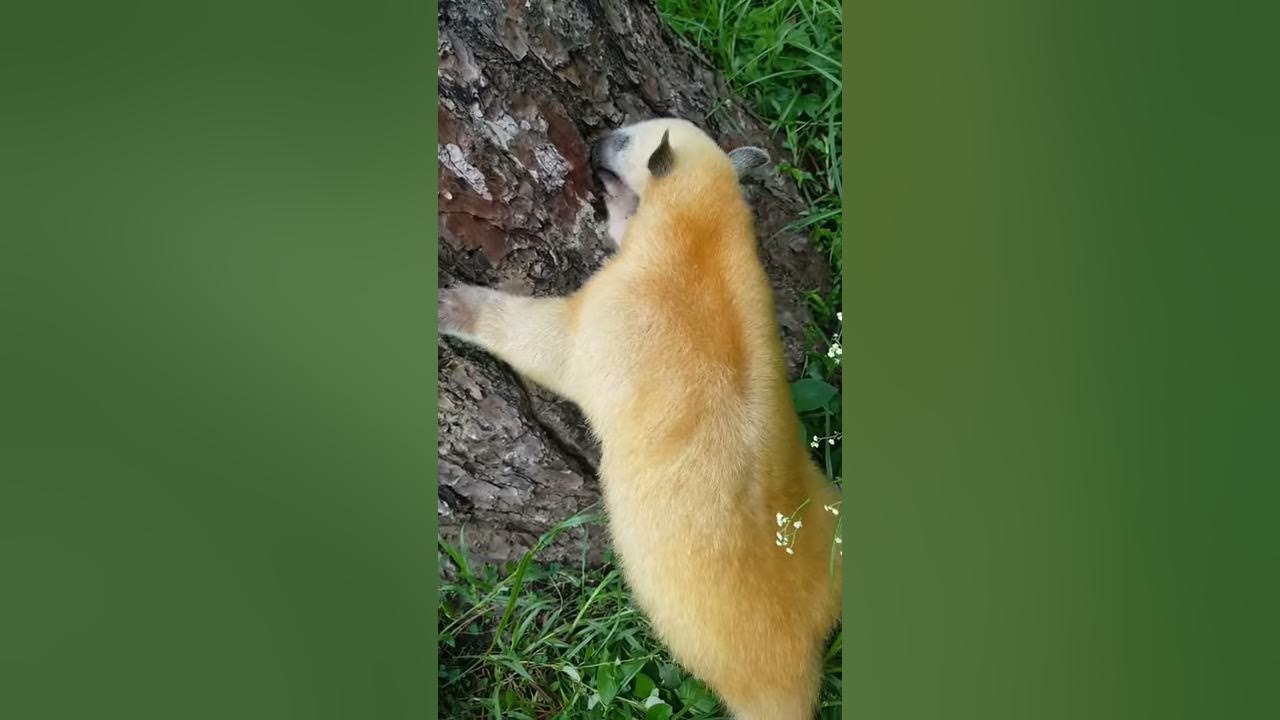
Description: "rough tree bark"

(438, 0), (830, 566)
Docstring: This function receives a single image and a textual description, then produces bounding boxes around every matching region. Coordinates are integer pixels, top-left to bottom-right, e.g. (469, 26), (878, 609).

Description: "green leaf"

(596, 663), (619, 706)
(676, 677), (719, 714)
(437, 533), (474, 585)
(658, 663), (682, 689)
(645, 703), (673, 720)
(619, 658), (646, 691)
(824, 629), (843, 660)
(499, 657), (535, 684)
(633, 672), (656, 699)
(792, 378), (838, 412)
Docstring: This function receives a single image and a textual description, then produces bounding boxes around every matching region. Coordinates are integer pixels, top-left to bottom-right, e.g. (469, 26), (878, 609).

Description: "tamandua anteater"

(440, 118), (841, 720)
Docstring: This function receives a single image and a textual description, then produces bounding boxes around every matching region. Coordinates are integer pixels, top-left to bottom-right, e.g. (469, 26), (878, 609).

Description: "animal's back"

(588, 190), (840, 719)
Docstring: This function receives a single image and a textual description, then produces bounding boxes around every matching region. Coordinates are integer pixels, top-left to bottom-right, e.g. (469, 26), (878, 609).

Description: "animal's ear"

(728, 146), (771, 177)
(648, 130), (674, 177)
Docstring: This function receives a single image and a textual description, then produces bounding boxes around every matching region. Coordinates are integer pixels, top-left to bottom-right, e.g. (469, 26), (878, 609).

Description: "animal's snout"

(591, 131), (629, 169)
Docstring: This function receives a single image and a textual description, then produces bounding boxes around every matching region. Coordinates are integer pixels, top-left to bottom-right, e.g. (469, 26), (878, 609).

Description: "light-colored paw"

(439, 285), (486, 337)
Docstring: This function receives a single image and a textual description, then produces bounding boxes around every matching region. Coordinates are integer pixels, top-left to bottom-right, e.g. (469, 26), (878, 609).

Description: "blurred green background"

(846, 2), (1278, 718)
(1, 1), (436, 718)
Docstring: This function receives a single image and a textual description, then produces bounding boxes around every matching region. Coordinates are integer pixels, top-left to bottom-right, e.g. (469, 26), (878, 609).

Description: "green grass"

(439, 512), (842, 719)
(438, 3), (844, 716)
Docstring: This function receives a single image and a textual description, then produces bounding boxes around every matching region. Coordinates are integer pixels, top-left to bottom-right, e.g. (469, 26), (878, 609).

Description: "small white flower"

(836, 311), (843, 322)
(810, 440), (820, 448)
(776, 512), (786, 526)
(835, 537), (843, 544)
(831, 508), (839, 516)
(793, 520), (803, 529)
(776, 539), (783, 546)
(828, 438), (836, 446)
(785, 547), (794, 555)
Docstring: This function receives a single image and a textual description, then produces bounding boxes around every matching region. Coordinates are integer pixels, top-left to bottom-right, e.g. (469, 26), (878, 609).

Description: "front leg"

(440, 284), (578, 401)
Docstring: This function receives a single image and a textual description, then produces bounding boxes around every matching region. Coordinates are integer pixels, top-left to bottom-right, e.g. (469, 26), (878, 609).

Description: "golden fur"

(440, 118), (841, 719)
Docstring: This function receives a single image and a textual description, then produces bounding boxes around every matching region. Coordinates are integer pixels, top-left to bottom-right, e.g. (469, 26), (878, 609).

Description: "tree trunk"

(438, 0), (830, 566)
